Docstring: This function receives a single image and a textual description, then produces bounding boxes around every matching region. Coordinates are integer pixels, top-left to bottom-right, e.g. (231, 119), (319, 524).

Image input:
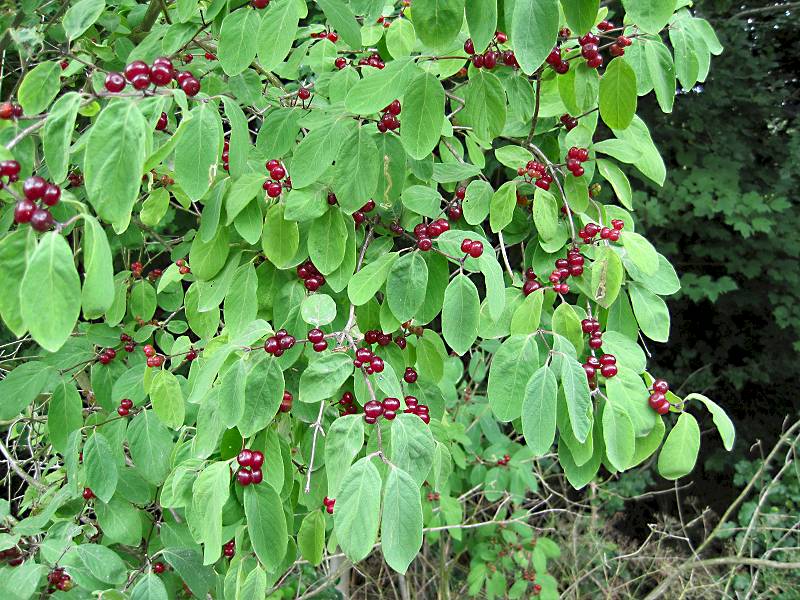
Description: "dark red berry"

(30, 208), (54, 232)
(105, 72), (126, 93)
(237, 469), (252, 486)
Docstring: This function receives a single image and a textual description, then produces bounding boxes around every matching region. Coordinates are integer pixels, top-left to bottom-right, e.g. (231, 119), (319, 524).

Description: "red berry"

(30, 208), (54, 232)
(464, 39), (475, 54)
(418, 238), (432, 251)
(652, 379), (669, 394)
(180, 77), (200, 96)
(327, 32), (339, 43)
(124, 60), (149, 81)
(495, 31), (508, 44)
(600, 364), (618, 378)
(105, 71), (126, 93)
(252, 0), (269, 7)
(250, 469), (263, 484)
(250, 450), (264, 469)
(143, 344), (156, 357)
(120, 398), (133, 409)
(364, 400), (383, 419)
(468, 241), (484, 258)
(23, 176), (47, 201)
(280, 390), (293, 412)
(153, 562), (166, 574)
(82, 487), (94, 500)
(237, 469), (252, 486)
(298, 87), (311, 100)
(404, 368), (418, 383)
(307, 328), (324, 343)
(599, 354), (616, 366)
(150, 64), (173, 86)
(14, 199), (35, 224)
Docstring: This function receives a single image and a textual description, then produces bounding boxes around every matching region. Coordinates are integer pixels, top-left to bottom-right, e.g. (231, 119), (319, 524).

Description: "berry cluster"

(517, 160), (554, 191)
(117, 398), (133, 417)
(648, 379), (671, 415)
(223, 540), (235, 559)
(280, 390), (293, 412)
(352, 198), (376, 225)
(377, 99), (401, 133)
(263, 159), (288, 197)
(337, 391), (358, 415)
(306, 327), (329, 352)
(426, 491), (441, 501)
(353, 346), (385, 374)
(578, 219), (624, 244)
(323, 496), (335, 514)
(413, 218), (450, 251)
(156, 111), (168, 131)
(463, 32), (519, 69)
(403, 395), (430, 424)
(0, 159), (20, 186)
(236, 449), (265, 485)
(0, 102), (22, 119)
(14, 175), (63, 231)
(221, 138), (230, 172)
(143, 344), (164, 368)
(311, 29), (338, 42)
(67, 170), (83, 188)
(545, 46), (570, 74)
(105, 57), (201, 96)
(355, 52), (386, 69)
(176, 258), (191, 275)
(364, 329), (394, 347)
(97, 347), (117, 365)
(578, 32), (604, 69)
(120, 332), (136, 353)
(363, 397), (400, 423)
(581, 317), (604, 350)
(496, 453), (511, 466)
(47, 567), (72, 592)
(609, 35), (633, 57)
(560, 113), (579, 131)
(447, 186), (465, 220)
(566, 147), (589, 177)
(522, 268), (543, 296)
(296, 259), (326, 291)
(460, 238), (485, 259)
(263, 329), (296, 357)
(0, 546), (23, 567)
(403, 367), (418, 383)
(582, 354), (618, 387)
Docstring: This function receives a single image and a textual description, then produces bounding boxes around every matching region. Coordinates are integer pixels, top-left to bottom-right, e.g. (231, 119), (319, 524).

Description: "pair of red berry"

(323, 496), (336, 514)
(522, 268), (544, 296)
(497, 453), (512, 466)
(0, 159), (20, 184)
(120, 333), (136, 353)
(460, 238), (485, 259)
(353, 347), (385, 374)
(264, 329), (296, 356)
(83, 487), (95, 500)
(578, 33), (604, 69)
(306, 328), (329, 352)
(566, 147), (590, 177)
(356, 52), (385, 69)
(280, 390), (293, 413)
(221, 139), (230, 172)
(578, 219), (625, 244)
(236, 449), (265, 486)
(648, 379), (671, 415)
(0, 102), (23, 119)
(364, 329), (393, 346)
(545, 46), (570, 74)
(582, 354), (618, 383)
(47, 567), (72, 591)
(353, 199), (376, 225)
(296, 260), (326, 292)
(581, 318), (606, 350)
(560, 113), (579, 131)
(377, 99), (401, 133)
(117, 398), (134, 417)
(96, 347), (116, 365)
(364, 397), (401, 423)
(176, 258), (190, 275)
(223, 540), (235, 558)
(404, 395), (430, 424)
(609, 35), (633, 57)
(143, 344), (164, 368)
(338, 391), (358, 415)
(311, 30), (338, 42)
(413, 218), (451, 251)
(517, 160), (554, 191)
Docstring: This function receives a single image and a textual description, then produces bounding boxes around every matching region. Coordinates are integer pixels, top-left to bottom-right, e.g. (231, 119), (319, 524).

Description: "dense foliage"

(0, 0), (738, 597)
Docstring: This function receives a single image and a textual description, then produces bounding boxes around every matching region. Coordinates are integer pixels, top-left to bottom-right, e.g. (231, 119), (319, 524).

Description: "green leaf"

(510, 289), (544, 334)
(601, 332), (646, 374)
(96, 497), (143, 547)
(221, 97), (249, 178)
(348, 253), (398, 305)
(333, 457), (382, 562)
(129, 280), (156, 321)
(43, 92), (82, 184)
(150, 369), (185, 429)
(140, 188), (170, 226)
(686, 393), (735, 451)
(257, 0), (300, 71)
(590, 246), (624, 308)
(317, 0), (362, 48)
(0, 362), (57, 420)
(175, 103), (222, 200)
(533, 188), (559, 241)
(325, 414), (365, 496)
(387, 252), (429, 323)
(127, 410), (174, 485)
(599, 58), (637, 130)
(462, 179), (493, 225)
(262, 204), (299, 268)
(412, 0), (465, 50)
(239, 355), (285, 436)
(219, 10), (261, 75)
(218, 360), (246, 427)
(162, 548), (215, 598)
(552, 302), (583, 353)
(628, 284), (670, 342)
(291, 119), (350, 189)
(386, 17), (417, 58)
(82, 215), (114, 318)
(224, 263), (258, 335)
(631, 416), (665, 467)
(402, 186), (444, 218)
(332, 126), (380, 212)
(85, 100), (148, 231)
(494, 145), (533, 169)
(621, 231), (658, 276)
(308, 209), (348, 275)
(191, 461), (230, 564)
(511, 0), (559, 75)
(299, 353), (354, 403)
(488, 335), (539, 422)
(597, 158), (632, 210)
(644, 40), (676, 113)
(18, 61), (61, 115)
(460, 71), (507, 142)
(622, 0), (676, 34)
(20, 232), (81, 353)
(0, 228), (35, 336)
(560, 356), (592, 443)
(610, 116), (666, 186)
(345, 58), (418, 115)
(74, 544), (127, 584)
(85, 431), (118, 503)
(388, 414), (435, 486)
(0, 562), (46, 600)
(63, 0), (105, 40)
(522, 366), (558, 456)
(301, 293), (337, 326)
(441, 274), (480, 355)
(465, 0), (497, 52)
(658, 412), (700, 480)
(669, 18), (700, 89)
(48, 381), (83, 454)
(561, 0), (599, 35)
(489, 181), (517, 233)
(257, 108), (301, 158)
(297, 510), (325, 566)
(131, 574), (168, 600)
(602, 400), (635, 471)
(244, 484), (288, 571)
(400, 72), (445, 160)
(381, 467), (423, 573)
